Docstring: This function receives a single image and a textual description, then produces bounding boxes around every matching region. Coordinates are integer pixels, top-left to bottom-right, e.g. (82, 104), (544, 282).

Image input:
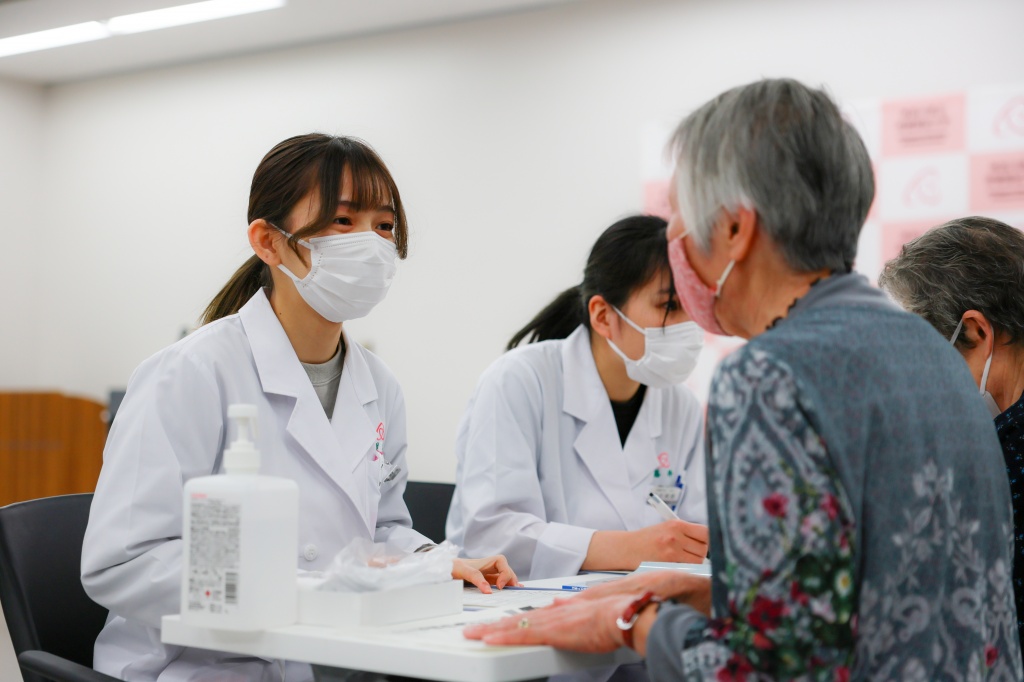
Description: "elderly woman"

(465, 79), (1022, 681)
(879, 216), (1024, 662)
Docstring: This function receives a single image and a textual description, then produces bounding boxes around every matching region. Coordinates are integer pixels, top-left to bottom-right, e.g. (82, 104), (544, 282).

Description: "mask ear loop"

(612, 306), (647, 335)
(980, 339), (995, 396)
(271, 227), (319, 285)
(679, 227), (736, 300)
(949, 318), (964, 344)
(607, 305), (650, 367)
(950, 317), (995, 396)
(714, 261), (736, 298)
(272, 225), (314, 250)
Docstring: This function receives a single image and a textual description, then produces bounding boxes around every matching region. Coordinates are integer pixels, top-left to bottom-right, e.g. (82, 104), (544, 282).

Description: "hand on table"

(452, 555), (519, 593)
(463, 593), (636, 653)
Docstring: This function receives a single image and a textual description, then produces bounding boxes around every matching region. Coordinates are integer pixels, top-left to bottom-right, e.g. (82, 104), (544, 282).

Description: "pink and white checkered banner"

(641, 83), (1024, 404)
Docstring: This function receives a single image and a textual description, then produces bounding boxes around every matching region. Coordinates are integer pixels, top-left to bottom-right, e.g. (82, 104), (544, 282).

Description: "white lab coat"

(446, 325), (706, 581)
(81, 289), (428, 682)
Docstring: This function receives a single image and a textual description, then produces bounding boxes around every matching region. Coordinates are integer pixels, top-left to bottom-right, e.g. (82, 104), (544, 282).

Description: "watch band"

(616, 591), (663, 649)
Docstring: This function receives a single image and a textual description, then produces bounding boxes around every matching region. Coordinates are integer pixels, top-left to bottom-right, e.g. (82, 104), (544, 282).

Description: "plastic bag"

(315, 538), (460, 592)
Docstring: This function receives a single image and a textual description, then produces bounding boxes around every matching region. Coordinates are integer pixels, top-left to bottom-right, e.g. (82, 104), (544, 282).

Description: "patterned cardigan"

(646, 274), (1022, 681)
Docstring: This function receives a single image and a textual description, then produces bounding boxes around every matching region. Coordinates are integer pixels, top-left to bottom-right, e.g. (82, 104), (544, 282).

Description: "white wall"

(0, 77), (43, 393)
(6, 0), (1024, 482)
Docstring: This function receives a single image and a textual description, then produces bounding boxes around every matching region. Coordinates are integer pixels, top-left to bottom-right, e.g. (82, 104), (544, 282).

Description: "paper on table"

(525, 572), (626, 590)
(462, 587), (560, 609)
(633, 561), (712, 577)
(384, 605), (540, 650)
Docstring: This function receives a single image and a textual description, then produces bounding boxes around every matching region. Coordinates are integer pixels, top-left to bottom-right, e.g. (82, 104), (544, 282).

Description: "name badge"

(650, 484), (682, 505)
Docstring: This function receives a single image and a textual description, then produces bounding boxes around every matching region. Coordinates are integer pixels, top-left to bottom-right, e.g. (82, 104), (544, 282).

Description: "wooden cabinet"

(0, 392), (107, 507)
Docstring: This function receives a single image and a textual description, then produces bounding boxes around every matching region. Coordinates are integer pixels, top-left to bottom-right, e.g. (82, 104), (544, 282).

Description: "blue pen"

(674, 474), (685, 512)
(502, 586), (584, 592)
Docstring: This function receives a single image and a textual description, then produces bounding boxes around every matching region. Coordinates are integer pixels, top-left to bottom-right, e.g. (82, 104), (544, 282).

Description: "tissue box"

(298, 579), (463, 628)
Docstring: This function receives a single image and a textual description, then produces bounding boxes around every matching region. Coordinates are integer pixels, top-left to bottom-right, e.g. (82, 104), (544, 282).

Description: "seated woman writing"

(465, 79), (1023, 681)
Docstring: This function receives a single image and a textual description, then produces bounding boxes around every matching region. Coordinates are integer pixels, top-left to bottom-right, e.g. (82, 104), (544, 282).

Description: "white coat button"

(303, 544), (318, 561)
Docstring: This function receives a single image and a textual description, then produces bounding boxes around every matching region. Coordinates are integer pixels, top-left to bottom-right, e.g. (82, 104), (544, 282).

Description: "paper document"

(462, 587), (561, 609)
(385, 605), (539, 650)
(633, 561), (712, 577)
(525, 572), (626, 590)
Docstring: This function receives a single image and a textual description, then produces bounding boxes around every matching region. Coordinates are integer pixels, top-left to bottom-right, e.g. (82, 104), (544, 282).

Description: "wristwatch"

(616, 591), (663, 650)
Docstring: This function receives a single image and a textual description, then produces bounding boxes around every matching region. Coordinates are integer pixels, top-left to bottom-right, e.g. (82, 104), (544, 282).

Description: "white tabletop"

(161, 574), (639, 682)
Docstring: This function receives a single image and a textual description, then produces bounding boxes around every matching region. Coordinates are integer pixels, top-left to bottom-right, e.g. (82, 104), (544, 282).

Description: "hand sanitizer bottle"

(181, 404), (299, 630)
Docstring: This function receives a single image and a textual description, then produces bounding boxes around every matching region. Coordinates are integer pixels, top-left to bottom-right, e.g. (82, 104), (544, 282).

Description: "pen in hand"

(646, 491), (679, 522)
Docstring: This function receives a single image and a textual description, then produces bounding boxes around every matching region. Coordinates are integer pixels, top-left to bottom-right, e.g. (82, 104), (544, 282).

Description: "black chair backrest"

(0, 494), (108, 676)
(403, 481), (455, 544)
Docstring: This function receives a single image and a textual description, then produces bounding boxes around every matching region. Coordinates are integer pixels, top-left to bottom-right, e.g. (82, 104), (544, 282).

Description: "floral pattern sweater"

(645, 274), (1022, 682)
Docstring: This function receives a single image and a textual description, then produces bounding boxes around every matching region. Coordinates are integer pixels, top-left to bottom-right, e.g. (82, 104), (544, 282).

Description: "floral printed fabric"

(670, 344), (1023, 682)
(680, 347), (857, 681)
(856, 461), (1018, 681)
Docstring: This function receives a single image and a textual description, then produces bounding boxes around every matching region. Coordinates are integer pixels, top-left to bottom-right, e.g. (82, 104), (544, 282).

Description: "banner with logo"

(641, 83), (1024, 402)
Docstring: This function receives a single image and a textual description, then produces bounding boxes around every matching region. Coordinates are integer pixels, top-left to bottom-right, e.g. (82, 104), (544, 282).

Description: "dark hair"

(878, 216), (1024, 349)
(507, 215), (672, 350)
(201, 134), (408, 324)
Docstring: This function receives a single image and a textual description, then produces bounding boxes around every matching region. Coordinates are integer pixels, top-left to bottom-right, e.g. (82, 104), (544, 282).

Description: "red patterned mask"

(668, 235), (735, 336)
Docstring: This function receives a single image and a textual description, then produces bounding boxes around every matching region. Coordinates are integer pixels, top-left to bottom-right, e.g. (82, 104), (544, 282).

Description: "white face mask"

(606, 306), (704, 389)
(950, 318), (1001, 418)
(276, 229), (398, 323)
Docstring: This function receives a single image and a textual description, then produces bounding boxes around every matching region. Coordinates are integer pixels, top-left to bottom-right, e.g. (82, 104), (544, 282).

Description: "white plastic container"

(180, 404), (299, 631)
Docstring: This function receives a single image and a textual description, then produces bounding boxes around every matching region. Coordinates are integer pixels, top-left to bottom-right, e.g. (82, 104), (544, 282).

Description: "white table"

(161, 574), (639, 682)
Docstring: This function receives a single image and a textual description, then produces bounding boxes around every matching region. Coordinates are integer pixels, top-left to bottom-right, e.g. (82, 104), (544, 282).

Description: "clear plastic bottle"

(180, 404), (299, 630)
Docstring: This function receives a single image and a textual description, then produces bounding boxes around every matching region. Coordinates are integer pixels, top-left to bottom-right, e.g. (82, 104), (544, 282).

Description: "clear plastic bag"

(316, 538), (460, 592)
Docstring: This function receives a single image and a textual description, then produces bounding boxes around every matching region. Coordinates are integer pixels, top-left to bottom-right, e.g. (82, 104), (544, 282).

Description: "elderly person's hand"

(580, 570), (711, 616)
(452, 555), (518, 593)
(464, 593), (639, 653)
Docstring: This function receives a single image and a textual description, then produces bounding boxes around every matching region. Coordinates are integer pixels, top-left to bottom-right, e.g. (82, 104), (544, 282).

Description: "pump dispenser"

(181, 403), (299, 630)
(223, 404), (260, 474)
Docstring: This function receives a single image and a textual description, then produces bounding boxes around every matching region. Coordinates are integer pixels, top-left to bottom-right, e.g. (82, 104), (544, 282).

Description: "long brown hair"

(201, 134), (408, 325)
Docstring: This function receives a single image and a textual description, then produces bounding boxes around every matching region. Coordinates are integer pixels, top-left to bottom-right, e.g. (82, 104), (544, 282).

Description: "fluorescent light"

(0, 0), (287, 58)
(0, 21), (109, 58)
(107, 0), (287, 35)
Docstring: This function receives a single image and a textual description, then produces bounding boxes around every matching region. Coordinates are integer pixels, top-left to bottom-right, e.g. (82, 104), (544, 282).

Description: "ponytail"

(201, 255), (271, 325)
(507, 285), (585, 350)
(506, 215), (671, 351)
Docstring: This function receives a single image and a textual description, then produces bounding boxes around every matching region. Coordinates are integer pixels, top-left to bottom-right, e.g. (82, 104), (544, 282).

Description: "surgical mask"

(606, 306), (704, 388)
(950, 318), (1002, 418)
(276, 228), (397, 323)
(668, 233), (735, 336)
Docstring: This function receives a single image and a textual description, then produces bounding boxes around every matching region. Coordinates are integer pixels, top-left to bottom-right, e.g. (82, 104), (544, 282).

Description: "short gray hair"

(878, 216), (1024, 349)
(671, 78), (874, 273)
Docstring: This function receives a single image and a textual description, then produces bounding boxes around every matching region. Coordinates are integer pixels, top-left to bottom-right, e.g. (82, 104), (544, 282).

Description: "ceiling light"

(0, 21), (109, 58)
(0, 0), (287, 58)
(107, 0), (287, 35)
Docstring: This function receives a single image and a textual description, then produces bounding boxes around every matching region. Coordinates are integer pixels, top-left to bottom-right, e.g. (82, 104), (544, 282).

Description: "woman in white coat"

(446, 216), (709, 581)
(81, 134), (515, 682)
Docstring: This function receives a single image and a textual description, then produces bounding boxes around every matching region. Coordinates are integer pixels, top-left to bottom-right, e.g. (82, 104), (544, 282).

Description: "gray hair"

(878, 216), (1024, 349)
(670, 78), (874, 272)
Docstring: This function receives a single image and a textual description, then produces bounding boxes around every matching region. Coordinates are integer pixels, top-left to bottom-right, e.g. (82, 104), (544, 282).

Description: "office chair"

(0, 493), (119, 682)
(403, 481), (456, 544)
